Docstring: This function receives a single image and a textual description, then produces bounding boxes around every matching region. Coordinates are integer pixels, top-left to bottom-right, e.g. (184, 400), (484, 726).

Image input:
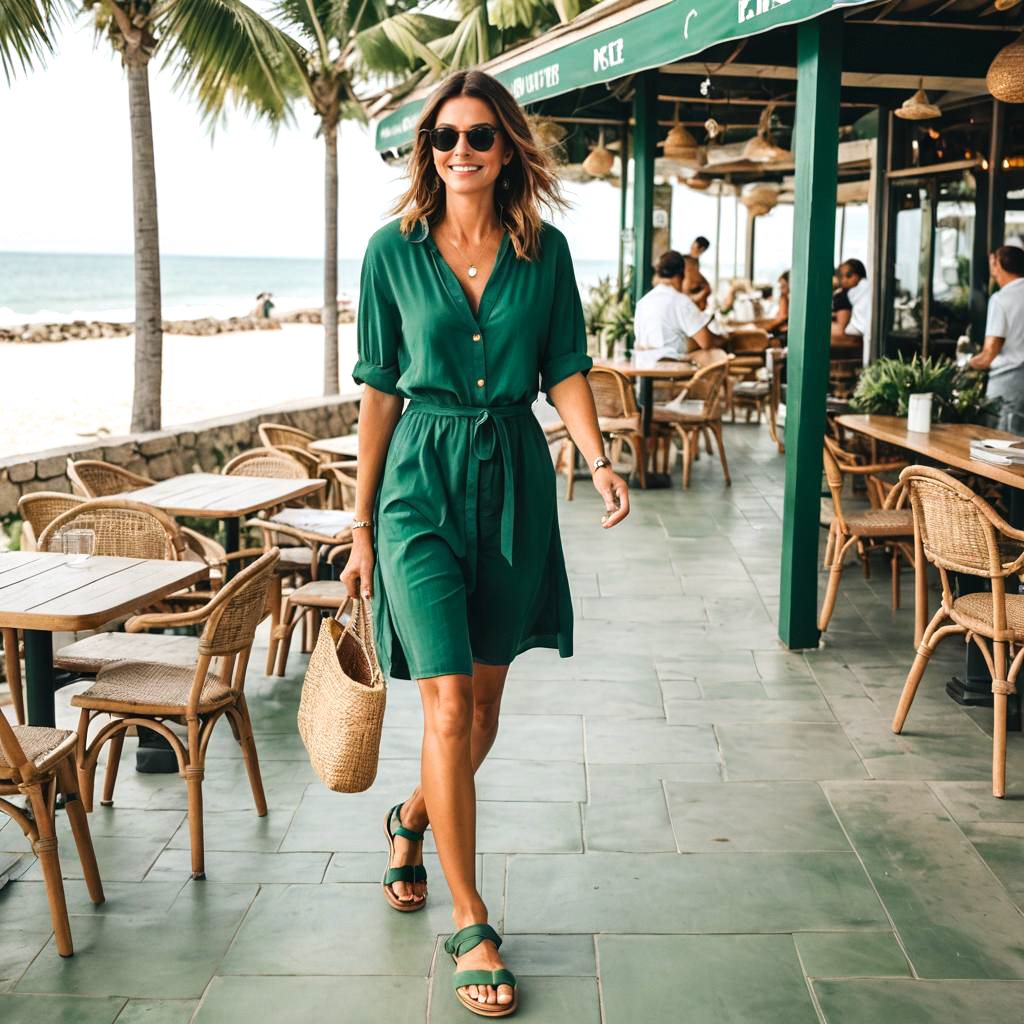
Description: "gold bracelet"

(351, 519), (373, 529)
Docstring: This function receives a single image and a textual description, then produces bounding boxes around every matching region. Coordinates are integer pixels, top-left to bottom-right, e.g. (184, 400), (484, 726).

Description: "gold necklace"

(440, 226), (499, 279)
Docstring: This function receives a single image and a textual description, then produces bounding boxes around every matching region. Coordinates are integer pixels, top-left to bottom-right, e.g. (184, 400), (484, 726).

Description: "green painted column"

(778, 14), (843, 650)
(632, 70), (658, 310)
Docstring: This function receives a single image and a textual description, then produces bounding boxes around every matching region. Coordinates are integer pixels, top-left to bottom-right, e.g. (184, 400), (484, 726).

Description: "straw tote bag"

(298, 596), (387, 792)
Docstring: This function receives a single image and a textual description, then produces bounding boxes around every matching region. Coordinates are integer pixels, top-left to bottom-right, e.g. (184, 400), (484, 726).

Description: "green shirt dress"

(352, 217), (592, 681)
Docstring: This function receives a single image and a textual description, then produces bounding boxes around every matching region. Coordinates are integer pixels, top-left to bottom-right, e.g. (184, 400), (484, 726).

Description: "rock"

(138, 435), (176, 457)
(8, 462), (36, 483)
(36, 455), (69, 480)
(103, 443), (136, 466)
(0, 476), (20, 511)
(147, 454), (175, 479)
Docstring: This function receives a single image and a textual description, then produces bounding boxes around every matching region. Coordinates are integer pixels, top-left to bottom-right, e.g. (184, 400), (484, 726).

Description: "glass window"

(890, 185), (925, 337)
(931, 177), (975, 343)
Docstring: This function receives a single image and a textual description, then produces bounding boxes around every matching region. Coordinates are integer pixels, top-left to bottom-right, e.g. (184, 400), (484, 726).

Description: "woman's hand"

(594, 466), (630, 528)
(341, 531), (376, 599)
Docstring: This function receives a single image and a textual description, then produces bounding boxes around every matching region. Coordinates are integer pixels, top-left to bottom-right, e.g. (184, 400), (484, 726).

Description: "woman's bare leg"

(411, 666), (513, 1008)
(388, 662), (507, 904)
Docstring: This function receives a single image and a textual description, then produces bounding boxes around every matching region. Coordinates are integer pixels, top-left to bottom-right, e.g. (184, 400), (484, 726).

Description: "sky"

(0, 8), (863, 277)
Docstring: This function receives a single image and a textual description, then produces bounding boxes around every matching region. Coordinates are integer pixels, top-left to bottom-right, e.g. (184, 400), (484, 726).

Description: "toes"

(497, 985), (513, 1004)
(486, 985), (497, 1004)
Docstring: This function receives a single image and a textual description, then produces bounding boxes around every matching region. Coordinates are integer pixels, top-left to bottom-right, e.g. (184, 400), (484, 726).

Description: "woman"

(762, 271), (789, 340)
(633, 249), (719, 369)
(341, 69), (630, 1018)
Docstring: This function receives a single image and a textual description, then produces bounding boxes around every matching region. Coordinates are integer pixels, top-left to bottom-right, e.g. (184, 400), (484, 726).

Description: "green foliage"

(0, 514), (22, 552)
(850, 354), (1002, 424)
(582, 271), (634, 359)
(0, 0), (69, 82)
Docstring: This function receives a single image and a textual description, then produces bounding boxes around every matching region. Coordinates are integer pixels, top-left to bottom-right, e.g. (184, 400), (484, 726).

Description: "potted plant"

(850, 354), (1001, 424)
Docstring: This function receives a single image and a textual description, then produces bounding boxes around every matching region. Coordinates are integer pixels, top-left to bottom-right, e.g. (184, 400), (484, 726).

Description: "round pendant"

(468, 265), (478, 278)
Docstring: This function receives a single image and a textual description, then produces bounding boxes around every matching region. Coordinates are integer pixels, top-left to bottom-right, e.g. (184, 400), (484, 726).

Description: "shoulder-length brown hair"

(389, 69), (568, 261)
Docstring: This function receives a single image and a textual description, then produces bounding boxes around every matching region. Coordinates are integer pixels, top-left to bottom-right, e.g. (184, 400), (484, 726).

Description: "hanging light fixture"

(987, 33), (1024, 104)
(582, 127), (614, 177)
(994, 0), (1020, 11)
(742, 102), (793, 163)
(894, 84), (942, 121)
(658, 102), (700, 163)
(686, 175), (712, 191)
(740, 182), (780, 217)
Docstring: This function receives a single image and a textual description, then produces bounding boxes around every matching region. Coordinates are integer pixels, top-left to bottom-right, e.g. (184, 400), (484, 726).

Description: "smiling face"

(431, 94), (512, 199)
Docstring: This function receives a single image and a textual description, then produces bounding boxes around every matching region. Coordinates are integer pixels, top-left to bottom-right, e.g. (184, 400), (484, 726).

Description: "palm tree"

(271, 0), (458, 394)
(1, 1), (303, 432)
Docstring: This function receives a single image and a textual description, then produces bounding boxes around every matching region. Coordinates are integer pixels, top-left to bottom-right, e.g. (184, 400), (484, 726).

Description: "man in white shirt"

(831, 259), (871, 361)
(633, 249), (720, 370)
(970, 245), (1024, 432)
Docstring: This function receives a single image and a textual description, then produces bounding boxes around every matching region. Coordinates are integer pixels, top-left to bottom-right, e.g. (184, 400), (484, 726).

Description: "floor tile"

(585, 719), (719, 764)
(794, 931), (911, 978)
(717, 724), (867, 780)
(194, 976), (427, 1023)
(825, 781), (1024, 979)
(114, 999), (198, 1024)
(0, 994), (125, 1023)
(584, 788), (675, 852)
(146, 849), (329, 884)
(505, 852), (885, 933)
(16, 884), (257, 998)
(814, 979), (1024, 1022)
(475, 759), (588, 802)
(165, 809), (293, 853)
(665, 697), (836, 725)
(599, 934), (817, 1023)
(665, 782), (849, 852)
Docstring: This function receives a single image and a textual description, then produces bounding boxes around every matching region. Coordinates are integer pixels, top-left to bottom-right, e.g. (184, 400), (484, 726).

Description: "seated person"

(686, 237), (712, 309)
(832, 274), (852, 334)
(762, 271), (789, 340)
(633, 250), (722, 370)
(831, 259), (870, 357)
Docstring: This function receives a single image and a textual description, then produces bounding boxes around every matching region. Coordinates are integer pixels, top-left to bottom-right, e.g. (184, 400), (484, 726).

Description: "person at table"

(685, 236), (712, 309)
(762, 270), (789, 341)
(831, 269), (852, 334)
(633, 249), (721, 370)
(831, 259), (870, 357)
(970, 244), (1024, 431)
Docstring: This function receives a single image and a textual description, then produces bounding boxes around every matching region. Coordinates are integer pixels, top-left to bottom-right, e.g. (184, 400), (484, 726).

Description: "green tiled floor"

(3, 423), (1024, 1021)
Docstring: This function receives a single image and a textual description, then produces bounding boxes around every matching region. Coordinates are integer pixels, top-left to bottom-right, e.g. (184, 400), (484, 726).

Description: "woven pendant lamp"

(895, 86), (941, 121)
(987, 33), (1024, 103)
(686, 175), (712, 191)
(582, 128), (614, 177)
(658, 103), (700, 162)
(742, 102), (792, 163)
(994, 0), (1020, 11)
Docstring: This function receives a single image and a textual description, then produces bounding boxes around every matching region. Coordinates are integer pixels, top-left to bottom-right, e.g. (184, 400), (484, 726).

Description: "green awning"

(374, 0), (872, 152)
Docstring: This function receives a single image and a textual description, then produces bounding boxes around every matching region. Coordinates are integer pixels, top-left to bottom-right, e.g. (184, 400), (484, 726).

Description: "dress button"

(476, 378), (485, 388)
(472, 333), (481, 342)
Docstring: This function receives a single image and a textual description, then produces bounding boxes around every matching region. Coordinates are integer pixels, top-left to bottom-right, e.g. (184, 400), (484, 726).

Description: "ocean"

(0, 250), (621, 326)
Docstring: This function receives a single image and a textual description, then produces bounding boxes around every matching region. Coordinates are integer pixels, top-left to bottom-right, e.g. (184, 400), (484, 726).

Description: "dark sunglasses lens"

(467, 126), (497, 151)
(429, 127), (459, 151)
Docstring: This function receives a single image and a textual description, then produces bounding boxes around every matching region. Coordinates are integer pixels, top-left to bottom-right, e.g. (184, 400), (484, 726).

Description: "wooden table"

(0, 551), (207, 727)
(309, 435), (359, 459)
(117, 473), (326, 577)
(837, 414), (1024, 725)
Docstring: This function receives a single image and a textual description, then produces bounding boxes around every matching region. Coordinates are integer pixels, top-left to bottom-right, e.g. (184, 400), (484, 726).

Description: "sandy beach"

(0, 322), (358, 458)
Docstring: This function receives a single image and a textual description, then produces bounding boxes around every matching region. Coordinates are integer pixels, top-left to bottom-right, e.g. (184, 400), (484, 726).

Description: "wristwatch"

(592, 456), (611, 472)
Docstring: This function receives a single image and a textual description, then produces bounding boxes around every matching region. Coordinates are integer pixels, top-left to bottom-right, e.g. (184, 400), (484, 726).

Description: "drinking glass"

(60, 528), (96, 566)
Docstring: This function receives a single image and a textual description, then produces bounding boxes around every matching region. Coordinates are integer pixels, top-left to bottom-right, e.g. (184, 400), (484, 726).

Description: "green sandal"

(444, 923), (518, 1017)
(382, 803), (427, 912)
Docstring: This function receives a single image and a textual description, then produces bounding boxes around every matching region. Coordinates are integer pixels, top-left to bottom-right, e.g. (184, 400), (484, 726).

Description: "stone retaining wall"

(0, 393), (362, 517)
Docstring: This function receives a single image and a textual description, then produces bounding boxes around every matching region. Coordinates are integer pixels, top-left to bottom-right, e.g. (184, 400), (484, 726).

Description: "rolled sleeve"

(352, 243), (401, 394)
(986, 294), (1008, 340)
(540, 231), (593, 401)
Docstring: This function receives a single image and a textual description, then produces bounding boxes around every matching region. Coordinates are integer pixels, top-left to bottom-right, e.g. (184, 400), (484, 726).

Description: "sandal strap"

(453, 969), (517, 990)
(444, 923), (503, 958)
(388, 803), (425, 842)
(383, 864), (427, 886)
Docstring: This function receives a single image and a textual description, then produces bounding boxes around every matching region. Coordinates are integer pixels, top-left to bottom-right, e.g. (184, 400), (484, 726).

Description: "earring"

(501, 174), (510, 190)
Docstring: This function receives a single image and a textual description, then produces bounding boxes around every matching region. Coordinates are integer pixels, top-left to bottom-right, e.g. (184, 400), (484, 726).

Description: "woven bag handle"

(334, 594), (380, 667)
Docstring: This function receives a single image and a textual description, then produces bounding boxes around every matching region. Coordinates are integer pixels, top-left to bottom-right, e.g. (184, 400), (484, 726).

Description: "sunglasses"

(422, 124), (500, 152)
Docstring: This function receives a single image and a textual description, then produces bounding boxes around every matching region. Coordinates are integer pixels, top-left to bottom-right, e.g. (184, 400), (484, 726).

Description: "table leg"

(223, 516), (241, 580)
(637, 377), (672, 489)
(23, 629), (55, 728)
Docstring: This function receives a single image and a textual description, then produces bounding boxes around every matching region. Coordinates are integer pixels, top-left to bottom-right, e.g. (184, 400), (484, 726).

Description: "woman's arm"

(341, 386), (403, 598)
(549, 372), (630, 528)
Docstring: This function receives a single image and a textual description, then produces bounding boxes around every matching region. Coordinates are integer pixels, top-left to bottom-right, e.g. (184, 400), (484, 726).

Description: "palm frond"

(486, 0), (538, 32)
(551, 0), (580, 24)
(160, 0), (310, 127)
(353, 10), (456, 76)
(271, 0), (333, 61)
(0, 0), (70, 82)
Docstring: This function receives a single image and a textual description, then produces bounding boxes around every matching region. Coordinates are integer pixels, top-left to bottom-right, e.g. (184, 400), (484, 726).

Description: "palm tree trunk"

(127, 59), (163, 433)
(322, 121), (339, 395)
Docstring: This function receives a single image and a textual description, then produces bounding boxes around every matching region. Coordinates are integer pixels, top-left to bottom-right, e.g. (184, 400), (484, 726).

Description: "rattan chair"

(67, 459), (153, 498)
(561, 366), (646, 500)
(257, 422), (317, 452)
(0, 714), (104, 956)
(38, 498), (186, 561)
(223, 447), (308, 479)
(818, 443), (915, 633)
(17, 492), (85, 552)
(651, 358), (732, 488)
(892, 467), (1024, 798)
(72, 549), (280, 879)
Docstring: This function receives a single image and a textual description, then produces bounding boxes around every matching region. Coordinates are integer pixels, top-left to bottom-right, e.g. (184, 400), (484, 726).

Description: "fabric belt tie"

(406, 400), (533, 589)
